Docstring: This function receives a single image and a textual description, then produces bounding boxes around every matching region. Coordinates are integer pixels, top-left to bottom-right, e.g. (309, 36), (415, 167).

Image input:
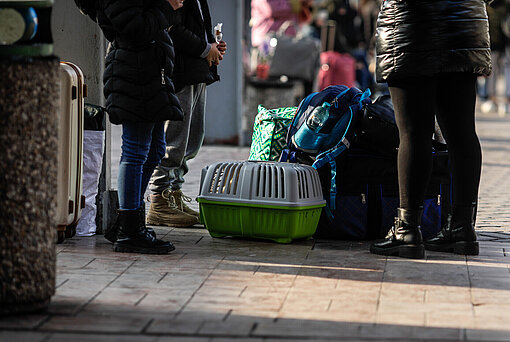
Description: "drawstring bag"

(249, 105), (297, 161)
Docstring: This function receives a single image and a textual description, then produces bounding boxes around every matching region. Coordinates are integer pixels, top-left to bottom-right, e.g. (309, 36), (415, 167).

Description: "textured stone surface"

(0, 58), (59, 313)
(1, 112), (510, 341)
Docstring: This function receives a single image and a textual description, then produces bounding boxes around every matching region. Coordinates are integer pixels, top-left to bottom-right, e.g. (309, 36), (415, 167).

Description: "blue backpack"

(280, 85), (371, 213)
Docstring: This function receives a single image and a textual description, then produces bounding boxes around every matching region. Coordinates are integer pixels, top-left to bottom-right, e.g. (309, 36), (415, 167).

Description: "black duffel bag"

(353, 95), (399, 157)
(353, 94), (448, 156)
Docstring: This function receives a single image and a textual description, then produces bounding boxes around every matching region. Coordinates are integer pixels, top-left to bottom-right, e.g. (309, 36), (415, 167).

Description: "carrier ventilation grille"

(296, 166), (320, 199)
(208, 162), (243, 195)
(255, 164), (286, 199)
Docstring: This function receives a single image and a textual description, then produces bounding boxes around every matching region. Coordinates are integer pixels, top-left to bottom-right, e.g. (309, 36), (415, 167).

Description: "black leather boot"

(113, 210), (175, 254)
(370, 208), (425, 259)
(425, 203), (479, 255)
(104, 204), (155, 243)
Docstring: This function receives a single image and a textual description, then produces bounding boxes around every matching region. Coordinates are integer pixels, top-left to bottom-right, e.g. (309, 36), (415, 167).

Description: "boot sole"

(113, 242), (175, 254)
(370, 244), (425, 259)
(146, 217), (199, 228)
(425, 241), (479, 255)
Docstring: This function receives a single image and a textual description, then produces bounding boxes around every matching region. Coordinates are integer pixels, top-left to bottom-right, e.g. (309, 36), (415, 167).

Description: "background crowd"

(245, 0), (510, 111)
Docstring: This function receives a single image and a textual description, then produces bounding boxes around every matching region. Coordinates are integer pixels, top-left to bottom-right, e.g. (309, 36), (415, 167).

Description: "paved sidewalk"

(1, 113), (510, 342)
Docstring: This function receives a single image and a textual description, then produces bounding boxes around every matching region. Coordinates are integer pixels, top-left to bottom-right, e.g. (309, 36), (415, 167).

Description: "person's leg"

(115, 121), (174, 254)
(390, 77), (437, 210)
(502, 48), (510, 116)
(169, 83), (206, 190)
(169, 83), (207, 217)
(140, 121), (166, 204)
(118, 122), (156, 211)
(435, 73), (481, 206)
(481, 50), (501, 113)
(146, 85), (199, 227)
(106, 122), (163, 243)
(149, 85), (194, 195)
(370, 76), (437, 259)
(425, 73), (480, 255)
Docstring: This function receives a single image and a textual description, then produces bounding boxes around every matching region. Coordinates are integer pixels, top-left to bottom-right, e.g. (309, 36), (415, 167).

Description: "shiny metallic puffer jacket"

(375, 0), (492, 83)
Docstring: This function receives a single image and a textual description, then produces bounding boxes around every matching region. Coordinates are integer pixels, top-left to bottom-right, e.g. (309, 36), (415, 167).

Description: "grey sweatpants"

(149, 83), (206, 193)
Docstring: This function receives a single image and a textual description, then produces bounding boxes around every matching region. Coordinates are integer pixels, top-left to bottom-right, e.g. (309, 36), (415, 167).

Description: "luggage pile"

(248, 85), (450, 241)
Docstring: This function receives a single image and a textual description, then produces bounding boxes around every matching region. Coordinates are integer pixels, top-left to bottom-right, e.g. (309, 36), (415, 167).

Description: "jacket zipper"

(161, 68), (166, 85)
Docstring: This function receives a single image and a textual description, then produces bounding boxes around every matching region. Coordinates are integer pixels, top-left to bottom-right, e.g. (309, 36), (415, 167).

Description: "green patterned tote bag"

(249, 105), (297, 161)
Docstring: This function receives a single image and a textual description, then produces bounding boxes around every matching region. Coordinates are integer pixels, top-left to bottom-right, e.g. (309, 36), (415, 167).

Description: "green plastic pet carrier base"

(198, 199), (324, 244)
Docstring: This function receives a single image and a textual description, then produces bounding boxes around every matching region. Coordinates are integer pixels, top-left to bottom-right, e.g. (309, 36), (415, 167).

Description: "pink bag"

(317, 51), (356, 91)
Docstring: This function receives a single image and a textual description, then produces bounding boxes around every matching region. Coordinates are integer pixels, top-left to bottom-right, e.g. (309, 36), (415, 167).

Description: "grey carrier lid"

(198, 161), (326, 208)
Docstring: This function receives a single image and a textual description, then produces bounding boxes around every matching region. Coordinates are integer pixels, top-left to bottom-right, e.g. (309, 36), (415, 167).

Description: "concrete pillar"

(0, 57), (60, 314)
(0, 0), (60, 315)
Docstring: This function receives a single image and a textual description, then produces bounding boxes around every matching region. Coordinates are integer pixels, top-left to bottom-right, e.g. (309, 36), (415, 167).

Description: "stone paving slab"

(2, 113), (510, 341)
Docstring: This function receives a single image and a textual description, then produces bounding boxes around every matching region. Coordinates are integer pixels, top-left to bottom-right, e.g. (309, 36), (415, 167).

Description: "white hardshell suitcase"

(56, 62), (87, 243)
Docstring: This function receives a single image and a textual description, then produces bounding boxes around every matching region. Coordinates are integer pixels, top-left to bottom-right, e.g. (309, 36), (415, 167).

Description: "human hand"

(168, 0), (184, 10)
(206, 43), (222, 66)
(217, 41), (227, 55)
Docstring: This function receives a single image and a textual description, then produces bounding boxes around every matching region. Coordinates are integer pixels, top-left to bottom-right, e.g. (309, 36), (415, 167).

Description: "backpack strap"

(286, 91), (318, 148)
(280, 149), (289, 162)
(312, 88), (372, 214)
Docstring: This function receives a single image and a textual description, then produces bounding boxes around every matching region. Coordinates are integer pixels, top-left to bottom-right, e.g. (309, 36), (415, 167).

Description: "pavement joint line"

(33, 315), (53, 332)
(141, 317), (154, 334)
(77, 259), (138, 315)
(134, 292), (148, 306)
(249, 322), (258, 336)
(55, 278), (69, 289)
(465, 257), (477, 322)
(276, 256), (305, 315)
(173, 256), (225, 318)
(157, 272), (168, 284)
(375, 257), (387, 314)
(195, 236), (204, 245)
(222, 308), (233, 321)
(326, 298), (333, 311)
(80, 257), (96, 269)
(238, 285), (248, 297)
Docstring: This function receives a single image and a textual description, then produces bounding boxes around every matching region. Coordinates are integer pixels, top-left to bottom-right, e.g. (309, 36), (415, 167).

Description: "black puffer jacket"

(375, 0), (492, 83)
(170, 0), (219, 92)
(96, 0), (183, 124)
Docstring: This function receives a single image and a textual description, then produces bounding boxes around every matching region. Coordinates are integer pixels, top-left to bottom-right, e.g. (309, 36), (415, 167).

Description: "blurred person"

(480, 0), (510, 115)
(327, 0), (364, 53)
(503, 2), (510, 115)
(370, 0), (492, 259)
(147, 0), (227, 227)
(250, 0), (313, 48)
(359, 0), (381, 47)
(93, 0), (184, 254)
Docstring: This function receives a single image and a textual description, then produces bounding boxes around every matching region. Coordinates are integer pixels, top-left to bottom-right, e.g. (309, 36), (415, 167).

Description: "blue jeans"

(118, 121), (166, 210)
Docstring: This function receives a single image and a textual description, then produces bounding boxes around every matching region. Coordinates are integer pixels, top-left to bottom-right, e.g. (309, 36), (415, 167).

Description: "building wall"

(51, 1), (105, 105)
(205, 0), (244, 144)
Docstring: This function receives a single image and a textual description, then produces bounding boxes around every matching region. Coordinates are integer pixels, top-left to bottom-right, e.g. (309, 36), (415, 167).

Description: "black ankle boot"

(425, 203), (479, 255)
(113, 210), (175, 254)
(370, 208), (425, 259)
(104, 204), (155, 243)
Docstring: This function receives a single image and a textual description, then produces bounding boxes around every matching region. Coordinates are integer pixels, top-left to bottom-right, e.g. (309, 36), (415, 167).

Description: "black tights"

(388, 73), (482, 210)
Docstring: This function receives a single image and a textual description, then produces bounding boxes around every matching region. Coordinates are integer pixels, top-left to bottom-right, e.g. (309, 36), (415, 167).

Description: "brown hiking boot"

(146, 192), (199, 227)
(168, 189), (200, 218)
